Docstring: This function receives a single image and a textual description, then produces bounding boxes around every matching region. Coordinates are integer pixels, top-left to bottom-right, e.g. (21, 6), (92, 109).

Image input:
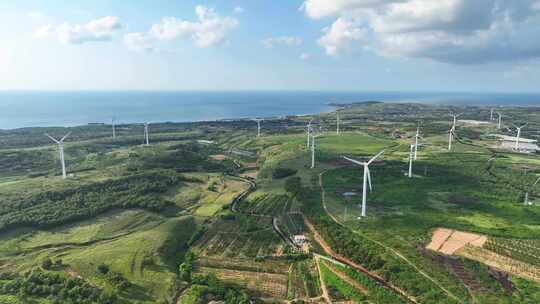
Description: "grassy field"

(0, 210), (199, 303)
(1, 102), (539, 303)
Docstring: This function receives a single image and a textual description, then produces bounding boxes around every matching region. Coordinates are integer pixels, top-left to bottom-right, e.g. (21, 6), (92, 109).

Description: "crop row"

(240, 194), (289, 215)
(485, 238), (540, 267)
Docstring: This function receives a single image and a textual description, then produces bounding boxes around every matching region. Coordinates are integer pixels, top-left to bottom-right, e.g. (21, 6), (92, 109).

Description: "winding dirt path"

(315, 256), (332, 304)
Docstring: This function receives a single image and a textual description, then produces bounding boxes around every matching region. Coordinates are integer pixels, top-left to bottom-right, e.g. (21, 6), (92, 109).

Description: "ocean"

(0, 91), (539, 130)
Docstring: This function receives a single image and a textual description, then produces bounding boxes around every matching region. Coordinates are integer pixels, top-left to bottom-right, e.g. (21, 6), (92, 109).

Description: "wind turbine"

(306, 119), (313, 149)
(512, 123), (528, 150)
(112, 117), (116, 139)
(144, 122), (150, 146)
(45, 132), (71, 179)
(524, 176), (540, 205)
(343, 150), (385, 217)
(490, 109), (494, 121)
(497, 112), (503, 129)
(408, 144), (414, 178)
(253, 118), (263, 137)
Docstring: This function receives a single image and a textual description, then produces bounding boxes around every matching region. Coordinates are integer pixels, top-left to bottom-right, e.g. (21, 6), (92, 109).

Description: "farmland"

(0, 102), (539, 303)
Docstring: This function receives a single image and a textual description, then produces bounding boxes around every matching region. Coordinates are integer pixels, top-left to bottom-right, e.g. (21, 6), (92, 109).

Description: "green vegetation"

(179, 273), (251, 304)
(1, 102), (540, 303)
(0, 170), (180, 231)
(319, 261), (366, 302)
(0, 271), (117, 304)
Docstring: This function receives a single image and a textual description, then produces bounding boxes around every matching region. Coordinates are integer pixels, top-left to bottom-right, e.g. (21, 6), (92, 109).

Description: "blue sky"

(1, 0), (540, 92)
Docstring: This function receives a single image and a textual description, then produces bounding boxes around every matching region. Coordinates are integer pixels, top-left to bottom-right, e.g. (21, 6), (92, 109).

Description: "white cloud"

(261, 36), (303, 48)
(318, 18), (366, 56)
(300, 53), (311, 60)
(234, 6), (245, 14)
(149, 5), (238, 48)
(300, 0), (389, 19)
(34, 16), (123, 44)
(124, 32), (155, 52)
(28, 11), (45, 19)
(302, 0), (540, 64)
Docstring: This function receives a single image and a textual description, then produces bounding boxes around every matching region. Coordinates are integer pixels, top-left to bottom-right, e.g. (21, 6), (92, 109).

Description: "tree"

(178, 262), (192, 282)
(41, 258), (53, 270)
(97, 264), (109, 274)
(285, 176), (302, 196)
(54, 259), (63, 269)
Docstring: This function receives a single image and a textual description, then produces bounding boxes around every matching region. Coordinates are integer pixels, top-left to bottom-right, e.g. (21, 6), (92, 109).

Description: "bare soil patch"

(240, 171), (258, 179)
(426, 228), (487, 255)
(210, 154), (227, 161)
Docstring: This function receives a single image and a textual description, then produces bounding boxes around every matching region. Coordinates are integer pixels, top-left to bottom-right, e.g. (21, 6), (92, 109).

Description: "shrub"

(97, 264), (110, 274)
(272, 168), (297, 179)
(41, 258), (52, 270)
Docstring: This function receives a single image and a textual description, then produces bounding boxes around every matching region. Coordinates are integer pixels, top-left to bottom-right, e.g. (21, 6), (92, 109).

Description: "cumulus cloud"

(318, 18), (366, 56)
(233, 6), (245, 14)
(301, 0), (540, 64)
(124, 32), (155, 52)
(300, 0), (392, 19)
(149, 5), (238, 48)
(35, 16), (123, 44)
(261, 36), (303, 48)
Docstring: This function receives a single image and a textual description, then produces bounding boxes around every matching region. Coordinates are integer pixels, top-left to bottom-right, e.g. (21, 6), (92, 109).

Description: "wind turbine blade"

(343, 156), (364, 166)
(366, 166), (372, 192)
(367, 150), (385, 165)
(60, 132), (71, 142)
(45, 134), (60, 144)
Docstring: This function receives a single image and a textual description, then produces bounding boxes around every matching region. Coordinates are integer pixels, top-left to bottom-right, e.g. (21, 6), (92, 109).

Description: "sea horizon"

(1, 90), (539, 130)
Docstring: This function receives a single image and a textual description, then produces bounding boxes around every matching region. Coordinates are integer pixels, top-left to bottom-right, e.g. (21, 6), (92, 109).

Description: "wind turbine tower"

(306, 119), (313, 149)
(46, 132), (71, 179)
(448, 125), (455, 151)
(414, 126), (421, 160)
(452, 113), (462, 128)
(513, 123), (528, 150)
(310, 131), (321, 169)
(408, 144), (414, 178)
(112, 117), (116, 139)
(144, 122), (150, 146)
(490, 109), (494, 121)
(253, 119), (263, 137)
(336, 112), (340, 135)
(343, 150), (385, 217)
(448, 113), (461, 151)
(497, 112), (502, 129)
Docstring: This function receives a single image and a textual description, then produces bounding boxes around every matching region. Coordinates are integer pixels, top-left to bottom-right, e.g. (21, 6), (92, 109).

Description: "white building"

(491, 134), (540, 153)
